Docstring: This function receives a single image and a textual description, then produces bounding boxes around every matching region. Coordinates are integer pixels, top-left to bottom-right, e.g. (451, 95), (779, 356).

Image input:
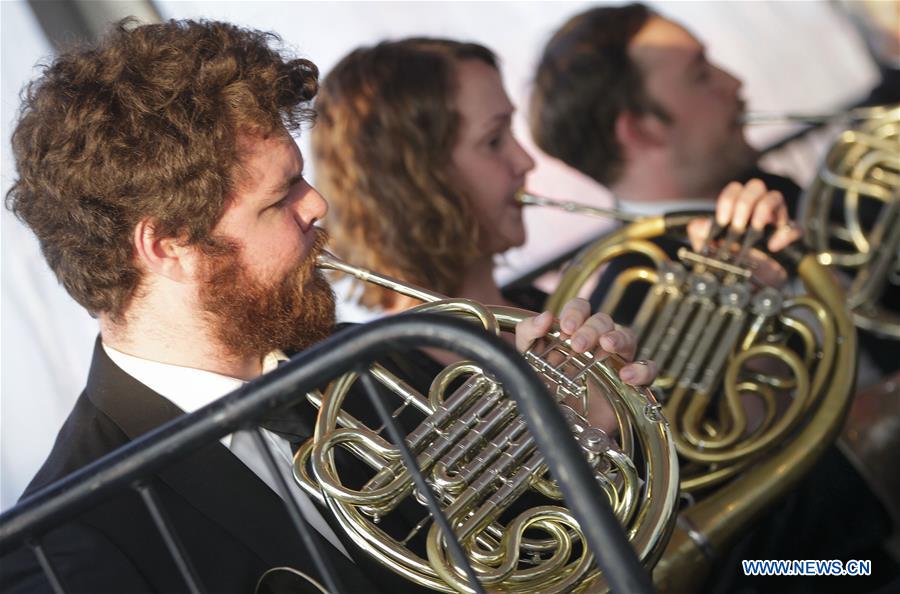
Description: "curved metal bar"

(0, 314), (655, 594)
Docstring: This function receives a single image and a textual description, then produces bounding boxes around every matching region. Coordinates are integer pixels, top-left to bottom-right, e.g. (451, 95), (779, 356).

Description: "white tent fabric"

(1, 0), (100, 511)
(0, 0), (879, 509)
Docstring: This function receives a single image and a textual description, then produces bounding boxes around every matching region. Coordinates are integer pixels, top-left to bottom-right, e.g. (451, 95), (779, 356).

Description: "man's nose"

(716, 64), (743, 97)
(295, 185), (328, 231)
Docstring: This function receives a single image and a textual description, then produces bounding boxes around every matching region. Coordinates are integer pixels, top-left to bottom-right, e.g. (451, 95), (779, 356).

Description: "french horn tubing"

(531, 198), (855, 590)
(799, 103), (900, 339)
(290, 251), (680, 593)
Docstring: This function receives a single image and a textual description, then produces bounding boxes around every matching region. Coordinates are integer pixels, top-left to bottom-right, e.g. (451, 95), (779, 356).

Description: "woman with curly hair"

(313, 38), (544, 316)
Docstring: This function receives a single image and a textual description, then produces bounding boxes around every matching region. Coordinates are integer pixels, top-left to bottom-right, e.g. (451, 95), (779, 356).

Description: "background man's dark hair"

(6, 18), (319, 320)
(530, 3), (659, 185)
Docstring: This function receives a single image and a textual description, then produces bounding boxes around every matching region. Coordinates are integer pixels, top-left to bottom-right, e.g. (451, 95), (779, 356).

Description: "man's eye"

(695, 64), (712, 82)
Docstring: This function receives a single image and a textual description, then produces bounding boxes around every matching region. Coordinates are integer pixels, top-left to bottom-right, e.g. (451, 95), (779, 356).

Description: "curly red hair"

(7, 19), (319, 320)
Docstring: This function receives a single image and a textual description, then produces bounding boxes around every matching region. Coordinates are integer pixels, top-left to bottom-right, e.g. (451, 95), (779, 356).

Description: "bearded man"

(0, 18), (652, 594)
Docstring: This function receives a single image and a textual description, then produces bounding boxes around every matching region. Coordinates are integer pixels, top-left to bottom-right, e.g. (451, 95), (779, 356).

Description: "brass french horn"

(291, 252), (680, 593)
(527, 196), (855, 590)
(799, 103), (900, 339)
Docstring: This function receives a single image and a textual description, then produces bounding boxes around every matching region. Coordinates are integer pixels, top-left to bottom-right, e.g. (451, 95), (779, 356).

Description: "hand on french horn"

(687, 179), (803, 287)
(515, 298), (658, 386)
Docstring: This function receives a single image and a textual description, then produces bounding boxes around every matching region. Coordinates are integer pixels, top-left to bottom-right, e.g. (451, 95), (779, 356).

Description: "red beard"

(197, 229), (335, 360)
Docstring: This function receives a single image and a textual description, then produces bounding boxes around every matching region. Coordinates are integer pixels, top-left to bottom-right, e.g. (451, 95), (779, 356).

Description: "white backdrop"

(0, 0), (879, 509)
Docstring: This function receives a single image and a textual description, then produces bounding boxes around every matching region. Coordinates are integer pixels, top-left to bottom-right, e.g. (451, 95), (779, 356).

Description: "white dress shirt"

(102, 344), (350, 557)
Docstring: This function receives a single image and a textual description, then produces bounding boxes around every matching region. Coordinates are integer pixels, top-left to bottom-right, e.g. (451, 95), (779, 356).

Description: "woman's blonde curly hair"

(313, 38), (497, 309)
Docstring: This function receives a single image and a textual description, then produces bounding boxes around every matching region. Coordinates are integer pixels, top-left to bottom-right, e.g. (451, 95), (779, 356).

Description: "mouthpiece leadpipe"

(316, 250), (446, 303)
(742, 105), (899, 126)
(516, 191), (642, 222)
(741, 113), (838, 126)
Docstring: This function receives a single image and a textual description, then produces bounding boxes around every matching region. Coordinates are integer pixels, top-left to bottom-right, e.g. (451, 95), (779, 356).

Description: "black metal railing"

(0, 314), (655, 594)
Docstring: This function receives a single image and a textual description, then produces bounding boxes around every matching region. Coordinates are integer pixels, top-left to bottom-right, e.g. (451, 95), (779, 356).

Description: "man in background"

(530, 2), (801, 217)
(529, 5), (898, 593)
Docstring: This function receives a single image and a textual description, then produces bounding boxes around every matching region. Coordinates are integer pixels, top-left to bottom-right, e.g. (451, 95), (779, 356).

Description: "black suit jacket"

(0, 338), (383, 594)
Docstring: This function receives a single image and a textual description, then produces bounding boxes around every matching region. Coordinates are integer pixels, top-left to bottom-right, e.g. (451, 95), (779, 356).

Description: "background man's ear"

(132, 219), (198, 281)
(615, 109), (666, 151)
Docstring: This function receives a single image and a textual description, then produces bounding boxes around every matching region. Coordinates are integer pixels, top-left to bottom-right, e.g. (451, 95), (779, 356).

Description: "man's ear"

(615, 109), (666, 151)
(132, 218), (198, 281)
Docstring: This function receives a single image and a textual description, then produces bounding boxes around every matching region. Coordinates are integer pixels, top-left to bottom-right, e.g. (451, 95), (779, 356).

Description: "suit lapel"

(82, 339), (329, 565)
(84, 338), (421, 592)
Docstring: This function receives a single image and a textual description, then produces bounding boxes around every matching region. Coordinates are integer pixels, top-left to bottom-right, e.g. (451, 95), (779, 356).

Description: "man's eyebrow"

(271, 172), (303, 196)
(688, 47), (707, 69)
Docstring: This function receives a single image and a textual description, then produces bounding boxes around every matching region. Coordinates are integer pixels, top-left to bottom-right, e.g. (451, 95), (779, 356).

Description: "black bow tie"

(253, 357), (318, 451)
(257, 398), (317, 453)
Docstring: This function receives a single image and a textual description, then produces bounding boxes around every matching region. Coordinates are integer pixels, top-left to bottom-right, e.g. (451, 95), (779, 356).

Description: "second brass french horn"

(800, 103), (900, 339)
(290, 252), (680, 593)
(530, 194), (855, 590)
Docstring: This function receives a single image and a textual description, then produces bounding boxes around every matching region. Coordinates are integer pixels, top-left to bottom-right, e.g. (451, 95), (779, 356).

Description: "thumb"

(515, 311), (554, 352)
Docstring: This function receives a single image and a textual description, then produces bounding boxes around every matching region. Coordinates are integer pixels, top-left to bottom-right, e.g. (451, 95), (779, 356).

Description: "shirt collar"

(102, 344), (286, 415)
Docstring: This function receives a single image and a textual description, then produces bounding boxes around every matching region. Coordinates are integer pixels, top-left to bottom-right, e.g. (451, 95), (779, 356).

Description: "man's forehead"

(628, 16), (703, 70)
(234, 131), (302, 191)
(236, 129), (298, 157)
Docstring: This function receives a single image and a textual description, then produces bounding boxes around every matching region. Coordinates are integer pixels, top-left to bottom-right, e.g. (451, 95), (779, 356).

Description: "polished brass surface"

(546, 217), (856, 591)
(291, 252), (680, 593)
(800, 103), (900, 339)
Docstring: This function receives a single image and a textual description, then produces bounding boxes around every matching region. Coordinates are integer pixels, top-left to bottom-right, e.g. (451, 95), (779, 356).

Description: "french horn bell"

(288, 251), (680, 593)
